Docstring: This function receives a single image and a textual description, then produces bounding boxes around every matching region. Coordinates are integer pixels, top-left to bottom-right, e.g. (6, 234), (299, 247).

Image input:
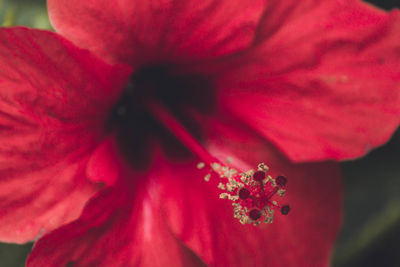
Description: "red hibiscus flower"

(0, 0), (399, 266)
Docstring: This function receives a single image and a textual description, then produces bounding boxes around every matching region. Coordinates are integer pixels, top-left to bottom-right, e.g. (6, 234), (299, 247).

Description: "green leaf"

(0, 0), (51, 29)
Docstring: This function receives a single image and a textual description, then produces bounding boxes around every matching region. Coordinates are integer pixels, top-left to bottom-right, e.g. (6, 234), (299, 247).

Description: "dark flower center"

(107, 63), (215, 169)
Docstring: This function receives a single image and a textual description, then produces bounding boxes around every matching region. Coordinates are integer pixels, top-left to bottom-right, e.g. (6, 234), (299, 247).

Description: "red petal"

(0, 27), (131, 243)
(47, 0), (266, 65)
(218, 1), (400, 161)
(159, 117), (343, 266)
(86, 136), (123, 186)
(27, 178), (207, 267)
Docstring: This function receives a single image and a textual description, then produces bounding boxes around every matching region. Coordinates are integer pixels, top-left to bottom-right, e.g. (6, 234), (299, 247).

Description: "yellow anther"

(197, 162), (205, 169)
(257, 163), (269, 172)
(219, 193), (229, 199)
(217, 183), (226, 190)
(277, 189), (286, 197)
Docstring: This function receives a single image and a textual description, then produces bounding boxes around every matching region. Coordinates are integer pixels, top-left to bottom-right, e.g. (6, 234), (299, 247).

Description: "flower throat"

(107, 63), (215, 169)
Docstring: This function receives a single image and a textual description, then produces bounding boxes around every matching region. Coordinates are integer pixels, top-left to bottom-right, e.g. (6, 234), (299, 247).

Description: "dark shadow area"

(0, 243), (32, 267)
(335, 128), (400, 267)
(366, 0), (398, 10)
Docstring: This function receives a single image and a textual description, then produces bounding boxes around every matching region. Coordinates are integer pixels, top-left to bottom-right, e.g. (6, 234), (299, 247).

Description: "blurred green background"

(0, 0), (399, 266)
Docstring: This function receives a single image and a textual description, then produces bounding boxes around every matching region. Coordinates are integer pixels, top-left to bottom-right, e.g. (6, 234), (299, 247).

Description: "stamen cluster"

(202, 162), (289, 226)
